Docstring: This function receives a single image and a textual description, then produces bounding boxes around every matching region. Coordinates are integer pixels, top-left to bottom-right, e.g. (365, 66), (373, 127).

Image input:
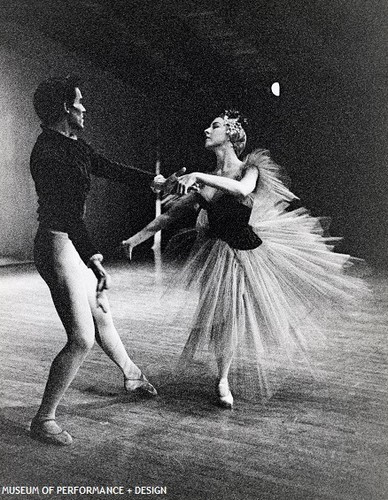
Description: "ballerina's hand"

(177, 173), (201, 195)
(121, 239), (135, 261)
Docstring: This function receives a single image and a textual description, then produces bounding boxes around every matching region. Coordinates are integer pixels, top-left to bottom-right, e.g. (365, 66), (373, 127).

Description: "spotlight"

(271, 82), (280, 96)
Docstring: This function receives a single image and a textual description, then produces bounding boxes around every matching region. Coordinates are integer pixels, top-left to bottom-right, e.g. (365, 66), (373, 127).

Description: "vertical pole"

(152, 116), (162, 280)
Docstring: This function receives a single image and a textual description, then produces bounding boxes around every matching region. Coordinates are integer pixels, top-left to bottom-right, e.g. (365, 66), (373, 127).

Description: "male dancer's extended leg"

(84, 264), (157, 394)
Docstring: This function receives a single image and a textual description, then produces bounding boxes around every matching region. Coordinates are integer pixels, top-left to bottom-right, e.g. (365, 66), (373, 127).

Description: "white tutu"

(166, 150), (367, 399)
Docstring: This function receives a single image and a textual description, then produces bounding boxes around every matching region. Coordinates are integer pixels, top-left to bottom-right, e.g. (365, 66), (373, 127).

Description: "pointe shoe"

(30, 418), (73, 446)
(124, 373), (158, 396)
(217, 380), (234, 409)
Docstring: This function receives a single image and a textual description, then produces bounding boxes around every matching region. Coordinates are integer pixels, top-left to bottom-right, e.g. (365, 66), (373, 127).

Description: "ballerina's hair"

(221, 109), (248, 157)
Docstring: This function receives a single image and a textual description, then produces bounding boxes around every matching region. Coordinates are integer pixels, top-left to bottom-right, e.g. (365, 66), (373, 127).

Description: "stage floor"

(0, 261), (387, 500)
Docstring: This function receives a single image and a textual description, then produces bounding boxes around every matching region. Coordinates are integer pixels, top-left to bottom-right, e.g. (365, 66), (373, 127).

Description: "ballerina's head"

(204, 109), (248, 157)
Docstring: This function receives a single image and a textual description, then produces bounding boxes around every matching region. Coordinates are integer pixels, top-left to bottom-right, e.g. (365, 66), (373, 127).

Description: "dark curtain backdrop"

(0, 8), (387, 266)
(0, 20), (157, 261)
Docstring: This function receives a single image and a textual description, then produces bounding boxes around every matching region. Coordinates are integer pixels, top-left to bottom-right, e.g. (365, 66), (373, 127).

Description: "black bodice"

(197, 194), (262, 250)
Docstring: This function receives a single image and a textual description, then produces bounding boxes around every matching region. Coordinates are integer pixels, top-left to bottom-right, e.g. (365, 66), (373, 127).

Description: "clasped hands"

(152, 168), (202, 196)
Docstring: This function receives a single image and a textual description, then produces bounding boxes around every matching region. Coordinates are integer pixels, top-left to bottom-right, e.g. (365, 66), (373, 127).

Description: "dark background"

(0, 0), (387, 265)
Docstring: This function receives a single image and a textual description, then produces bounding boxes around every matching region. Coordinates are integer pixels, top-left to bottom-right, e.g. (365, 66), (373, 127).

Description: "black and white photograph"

(0, 1), (387, 499)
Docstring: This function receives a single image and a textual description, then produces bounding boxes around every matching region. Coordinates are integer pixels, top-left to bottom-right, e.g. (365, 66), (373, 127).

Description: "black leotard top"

(196, 193), (262, 250)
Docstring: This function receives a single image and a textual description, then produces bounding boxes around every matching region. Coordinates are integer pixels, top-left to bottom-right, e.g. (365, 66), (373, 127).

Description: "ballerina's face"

(204, 117), (229, 150)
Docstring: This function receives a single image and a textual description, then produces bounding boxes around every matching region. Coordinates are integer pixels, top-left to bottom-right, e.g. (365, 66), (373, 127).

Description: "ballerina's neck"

(215, 146), (242, 176)
(216, 159), (244, 178)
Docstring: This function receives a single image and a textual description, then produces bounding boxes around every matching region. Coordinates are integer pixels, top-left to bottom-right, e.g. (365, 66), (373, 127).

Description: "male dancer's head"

(33, 75), (86, 137)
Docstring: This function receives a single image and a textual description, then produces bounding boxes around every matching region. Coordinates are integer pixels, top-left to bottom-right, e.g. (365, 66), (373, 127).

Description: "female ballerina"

(122, 109), (364, 409)
(29, 76), (157, 446)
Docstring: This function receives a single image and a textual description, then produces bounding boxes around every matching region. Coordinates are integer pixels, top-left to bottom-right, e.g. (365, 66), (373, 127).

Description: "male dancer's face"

(67, 87), (86, 131)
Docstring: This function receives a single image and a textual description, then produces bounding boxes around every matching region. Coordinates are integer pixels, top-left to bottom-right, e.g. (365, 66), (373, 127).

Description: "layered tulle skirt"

(169, 206), (367, 399)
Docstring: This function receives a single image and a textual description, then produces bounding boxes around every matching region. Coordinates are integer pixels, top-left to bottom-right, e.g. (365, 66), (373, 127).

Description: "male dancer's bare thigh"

(34, 229), (94, 337)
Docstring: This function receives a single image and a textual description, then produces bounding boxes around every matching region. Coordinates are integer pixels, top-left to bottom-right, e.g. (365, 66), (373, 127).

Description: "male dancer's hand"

(151, 167), (186, 194)
(88, 254), (111, 313)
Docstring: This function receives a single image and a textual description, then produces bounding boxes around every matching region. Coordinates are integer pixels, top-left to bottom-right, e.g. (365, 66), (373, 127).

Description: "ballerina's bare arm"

(177, 167), (259, 197)
(121, 192), (198, 260)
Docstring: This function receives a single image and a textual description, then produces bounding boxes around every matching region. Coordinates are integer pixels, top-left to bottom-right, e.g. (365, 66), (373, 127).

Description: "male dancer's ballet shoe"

(217, 380), (234, 409)
(124, 373), (158, 396)
(30, 418), (73, 446)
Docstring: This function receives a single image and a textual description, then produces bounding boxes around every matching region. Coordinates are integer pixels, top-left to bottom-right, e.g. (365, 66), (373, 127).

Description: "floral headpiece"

(221, 109), (248, 157)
